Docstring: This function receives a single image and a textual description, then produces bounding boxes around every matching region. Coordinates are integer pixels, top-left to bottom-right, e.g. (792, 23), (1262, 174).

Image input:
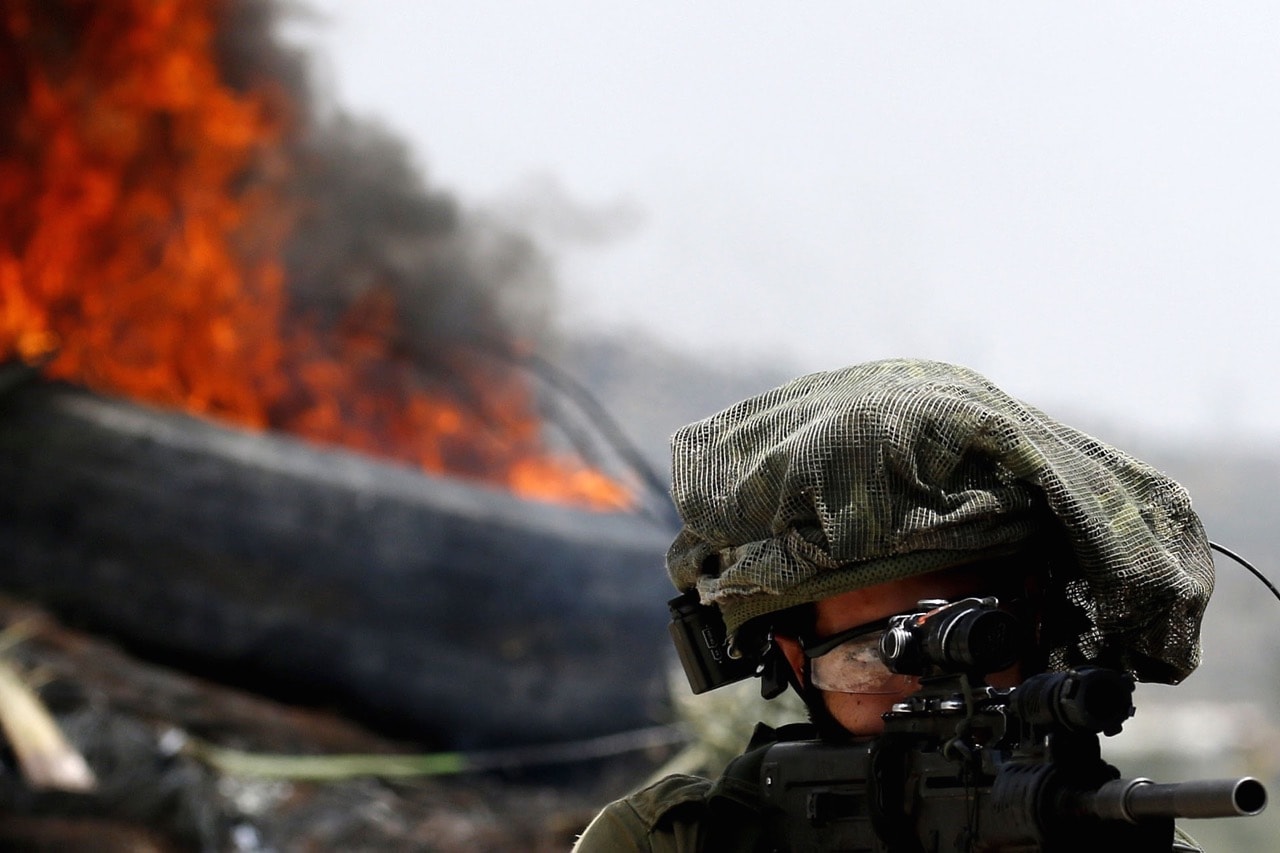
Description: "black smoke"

(216, 0), (555, 392)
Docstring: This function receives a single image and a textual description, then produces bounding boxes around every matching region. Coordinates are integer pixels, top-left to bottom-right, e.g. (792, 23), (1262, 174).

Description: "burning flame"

(0, 1), (631, 511)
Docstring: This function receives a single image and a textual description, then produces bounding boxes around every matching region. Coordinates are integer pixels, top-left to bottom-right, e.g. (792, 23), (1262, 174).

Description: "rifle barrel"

(1087, 776), (1267, 822)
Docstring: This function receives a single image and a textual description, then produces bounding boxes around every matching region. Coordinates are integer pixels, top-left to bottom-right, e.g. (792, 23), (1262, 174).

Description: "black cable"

(518, 350), (673, 502)
(463, 338), (679, 527)
(1209, 541), (1280, 604)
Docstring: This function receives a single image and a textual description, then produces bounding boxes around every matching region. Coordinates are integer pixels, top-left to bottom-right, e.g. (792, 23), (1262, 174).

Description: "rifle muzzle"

(1083, 776), (1267, 822)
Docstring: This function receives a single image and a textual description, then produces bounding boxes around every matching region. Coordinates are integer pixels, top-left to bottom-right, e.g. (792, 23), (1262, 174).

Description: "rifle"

(670, 594), (1268, 851)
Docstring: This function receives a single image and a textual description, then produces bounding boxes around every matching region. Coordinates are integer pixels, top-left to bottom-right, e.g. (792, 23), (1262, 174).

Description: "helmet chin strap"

(759, 637), (854, 741)
(758, 636), (792, 700)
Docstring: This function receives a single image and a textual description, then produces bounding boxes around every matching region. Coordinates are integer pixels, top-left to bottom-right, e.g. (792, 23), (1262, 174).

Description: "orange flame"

(0, 0), (631, 511)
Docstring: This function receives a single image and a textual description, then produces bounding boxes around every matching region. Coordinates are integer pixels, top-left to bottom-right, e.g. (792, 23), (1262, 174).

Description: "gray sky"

(289, 2), (1280, 445)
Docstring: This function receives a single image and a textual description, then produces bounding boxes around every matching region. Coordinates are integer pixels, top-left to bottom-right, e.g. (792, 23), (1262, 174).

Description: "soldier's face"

(776, 565), (1025, 737)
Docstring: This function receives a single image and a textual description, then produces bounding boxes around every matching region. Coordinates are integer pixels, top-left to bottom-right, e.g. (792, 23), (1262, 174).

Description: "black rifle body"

(756, 669), (1265, 851)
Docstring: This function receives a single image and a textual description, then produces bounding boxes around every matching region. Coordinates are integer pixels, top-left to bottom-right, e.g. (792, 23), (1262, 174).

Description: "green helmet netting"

(666, 358), (1213, 684)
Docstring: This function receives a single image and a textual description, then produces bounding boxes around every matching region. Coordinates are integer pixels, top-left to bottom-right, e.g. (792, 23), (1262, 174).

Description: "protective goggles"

(800, 617), (915, 695)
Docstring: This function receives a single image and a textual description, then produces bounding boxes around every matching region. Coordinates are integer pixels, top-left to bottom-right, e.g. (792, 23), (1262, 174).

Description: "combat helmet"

(666, 358), (1213, 684)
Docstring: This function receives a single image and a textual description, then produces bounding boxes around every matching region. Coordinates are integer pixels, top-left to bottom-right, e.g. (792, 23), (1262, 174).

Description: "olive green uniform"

(572, 774), (709, 852)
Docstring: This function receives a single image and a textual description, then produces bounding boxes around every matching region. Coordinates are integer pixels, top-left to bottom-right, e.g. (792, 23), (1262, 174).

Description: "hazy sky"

(288, 3), (1280, 445)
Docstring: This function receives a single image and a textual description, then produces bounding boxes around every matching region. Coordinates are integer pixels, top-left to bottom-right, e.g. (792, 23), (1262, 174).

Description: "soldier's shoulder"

(625, 773), (715, 826)
(572, 774), (713, 852)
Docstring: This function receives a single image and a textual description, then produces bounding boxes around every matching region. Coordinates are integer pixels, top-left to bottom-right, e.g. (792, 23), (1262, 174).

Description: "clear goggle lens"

(807, 632), (917, 695)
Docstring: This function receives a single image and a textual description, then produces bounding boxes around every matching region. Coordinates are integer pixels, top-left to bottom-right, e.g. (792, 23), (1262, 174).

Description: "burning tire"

(0, 381), (677, 748)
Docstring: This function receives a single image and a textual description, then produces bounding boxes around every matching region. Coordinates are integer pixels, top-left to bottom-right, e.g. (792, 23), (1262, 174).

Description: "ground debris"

(0, 594), (652, 851)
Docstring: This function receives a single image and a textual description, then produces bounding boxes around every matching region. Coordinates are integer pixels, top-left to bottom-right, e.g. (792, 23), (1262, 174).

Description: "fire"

(0, 1), (632, 511)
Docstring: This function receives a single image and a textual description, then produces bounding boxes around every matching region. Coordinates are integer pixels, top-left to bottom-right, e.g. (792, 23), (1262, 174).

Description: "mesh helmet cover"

(666, 359), (1213, 683)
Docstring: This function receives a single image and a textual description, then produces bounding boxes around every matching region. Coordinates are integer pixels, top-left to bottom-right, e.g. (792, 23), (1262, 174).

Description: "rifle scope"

(880, 597), (1021, 676)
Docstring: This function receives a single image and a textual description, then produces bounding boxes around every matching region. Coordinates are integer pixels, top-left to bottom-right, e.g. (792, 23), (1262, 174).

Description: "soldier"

(574, 358), (1213, 852)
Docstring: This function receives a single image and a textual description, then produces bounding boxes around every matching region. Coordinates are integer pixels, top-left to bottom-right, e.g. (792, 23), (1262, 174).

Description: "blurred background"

(293, 1), (1280, 449)
(0, 1), (1276, 849)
